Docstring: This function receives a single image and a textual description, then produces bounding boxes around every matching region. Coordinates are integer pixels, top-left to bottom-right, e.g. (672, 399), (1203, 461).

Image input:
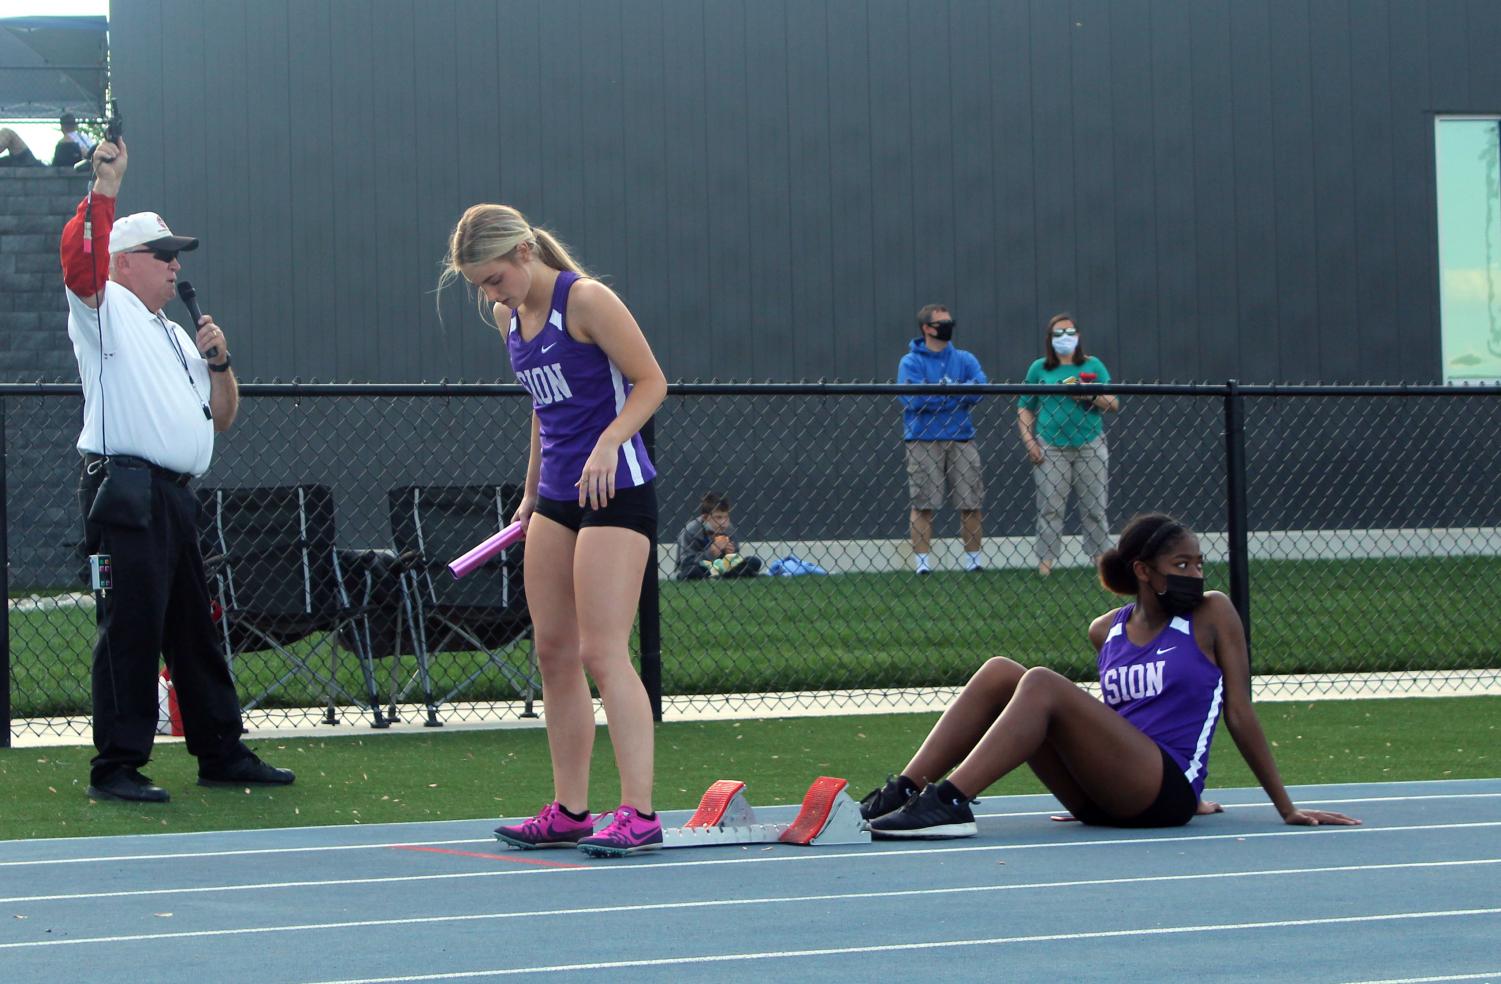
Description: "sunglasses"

(129, 248), (180, 264)
(927, 320), (956, 329)
(1050, 326), (1078, 337)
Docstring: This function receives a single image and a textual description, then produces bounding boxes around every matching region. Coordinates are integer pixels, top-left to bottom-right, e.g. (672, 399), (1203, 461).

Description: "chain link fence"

(5, 382), (1500, 744)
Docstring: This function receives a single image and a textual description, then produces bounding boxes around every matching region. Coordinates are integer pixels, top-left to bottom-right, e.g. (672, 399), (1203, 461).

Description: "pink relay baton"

(447, 521), (526, 579)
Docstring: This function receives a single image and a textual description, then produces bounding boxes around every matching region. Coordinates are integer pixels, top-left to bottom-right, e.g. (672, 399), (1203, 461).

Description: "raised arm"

(59, 138), (126, 307)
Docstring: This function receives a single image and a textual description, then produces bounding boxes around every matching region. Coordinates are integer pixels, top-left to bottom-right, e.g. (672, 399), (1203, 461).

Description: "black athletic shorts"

(1071, 744), (1198, 828)
(532, 482), (657, 541)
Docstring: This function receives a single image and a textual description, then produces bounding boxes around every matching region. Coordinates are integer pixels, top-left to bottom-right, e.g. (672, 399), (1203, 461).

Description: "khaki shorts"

(905, 440), (984, 511)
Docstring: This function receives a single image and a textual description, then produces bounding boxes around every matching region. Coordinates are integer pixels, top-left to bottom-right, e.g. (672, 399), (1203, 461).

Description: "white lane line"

(5, 852), (1494, 906)
(0, 838), (488, 868)
(293, 909), (1501, 983)
(2, 862), (1497, 950)
(6, 788), (1497, 866)
(973, 790), (1501, 820)
(4, 821), (1499, 901)
(0, 868), (525, 904)
(9, 777), (1492, 849)
(1343, 974), (1501, 984)
(2, 814), (510, 846)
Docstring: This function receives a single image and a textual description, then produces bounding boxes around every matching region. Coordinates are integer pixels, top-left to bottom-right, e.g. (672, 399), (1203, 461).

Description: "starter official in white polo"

(59, 135), (294, 804)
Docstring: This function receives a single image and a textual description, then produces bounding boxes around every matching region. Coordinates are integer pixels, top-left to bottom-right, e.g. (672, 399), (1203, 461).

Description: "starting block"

(662, 776), (870, 848)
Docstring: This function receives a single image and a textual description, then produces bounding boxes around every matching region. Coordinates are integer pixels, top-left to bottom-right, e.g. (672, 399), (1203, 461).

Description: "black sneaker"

(868, 781), (977, 839)
(858, 774), (919, 821)
(198, 752), (296, 787)
(88, 769), (170, 803)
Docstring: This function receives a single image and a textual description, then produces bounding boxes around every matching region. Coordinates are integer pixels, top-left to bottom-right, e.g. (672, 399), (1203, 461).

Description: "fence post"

(637, 415), (663, 722)
(1, 396), (10, 748)
(1223, 379), (1251, 671)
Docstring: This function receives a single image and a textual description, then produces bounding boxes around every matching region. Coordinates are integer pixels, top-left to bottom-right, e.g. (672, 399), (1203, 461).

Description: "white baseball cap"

(109, 211), (200, 255)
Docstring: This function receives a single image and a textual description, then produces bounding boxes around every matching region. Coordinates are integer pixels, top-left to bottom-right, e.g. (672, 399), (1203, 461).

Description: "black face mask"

(929, 319), (955, 342)
(1155, 574), (1204, 616)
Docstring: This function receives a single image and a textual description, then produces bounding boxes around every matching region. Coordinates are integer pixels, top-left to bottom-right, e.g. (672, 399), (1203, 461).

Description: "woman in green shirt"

(1017, 314), (1119, 576)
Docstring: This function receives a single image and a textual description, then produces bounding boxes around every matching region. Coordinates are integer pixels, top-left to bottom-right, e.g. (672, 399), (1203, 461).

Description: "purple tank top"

(506, 271), (656, 501)
(1097, 603), (1224, 798)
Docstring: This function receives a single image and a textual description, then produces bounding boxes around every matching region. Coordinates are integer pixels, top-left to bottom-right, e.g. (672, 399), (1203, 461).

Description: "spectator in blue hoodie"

(899, 304), (988, 574)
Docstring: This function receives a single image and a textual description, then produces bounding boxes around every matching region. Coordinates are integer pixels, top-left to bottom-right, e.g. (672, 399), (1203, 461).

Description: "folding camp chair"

(387, 484), (536, 726)
(198, 484), (386, 726)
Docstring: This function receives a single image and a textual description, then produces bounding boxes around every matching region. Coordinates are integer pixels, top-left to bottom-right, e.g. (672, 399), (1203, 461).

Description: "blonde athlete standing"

(443, 205), (667, 857)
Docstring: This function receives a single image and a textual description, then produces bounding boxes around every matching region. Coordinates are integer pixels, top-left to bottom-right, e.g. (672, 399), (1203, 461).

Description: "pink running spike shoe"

(494, 801), (594, 849)
(576, 804), (663, 858)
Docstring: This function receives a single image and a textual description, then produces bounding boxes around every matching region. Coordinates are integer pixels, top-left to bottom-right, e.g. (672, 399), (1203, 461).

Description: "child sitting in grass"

(675, 491), (763, 580)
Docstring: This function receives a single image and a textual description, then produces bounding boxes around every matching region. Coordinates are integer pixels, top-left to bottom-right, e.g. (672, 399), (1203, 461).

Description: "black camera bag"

(88, 457), (153, 530)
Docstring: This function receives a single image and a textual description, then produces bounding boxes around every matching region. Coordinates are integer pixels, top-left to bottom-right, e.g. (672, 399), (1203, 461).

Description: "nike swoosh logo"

(1156, 646), (1176, 655)
(540, 343), (556, 353)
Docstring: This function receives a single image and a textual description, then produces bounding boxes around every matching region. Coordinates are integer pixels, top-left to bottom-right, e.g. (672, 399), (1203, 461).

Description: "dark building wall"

(0, 171), (91, 591)
(0, 170), (88, 382)
(92, 0), (1501, 386)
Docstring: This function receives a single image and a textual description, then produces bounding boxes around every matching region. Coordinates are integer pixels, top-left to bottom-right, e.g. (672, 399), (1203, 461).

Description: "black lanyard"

(156, 313), (212, 420)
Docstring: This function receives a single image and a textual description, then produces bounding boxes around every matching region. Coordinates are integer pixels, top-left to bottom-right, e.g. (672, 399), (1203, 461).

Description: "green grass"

(1, 696), (1495, 841)
(8, 555), (1498, 717)
(661, 556), (1501, 690)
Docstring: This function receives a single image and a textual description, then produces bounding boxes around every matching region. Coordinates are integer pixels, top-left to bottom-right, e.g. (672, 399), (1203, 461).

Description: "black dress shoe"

(87, 769), (171, 803)
(198, 752), (296, 787)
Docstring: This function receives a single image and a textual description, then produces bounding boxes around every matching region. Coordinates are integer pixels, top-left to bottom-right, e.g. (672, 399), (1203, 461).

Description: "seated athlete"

(859, 512), (1361, 836)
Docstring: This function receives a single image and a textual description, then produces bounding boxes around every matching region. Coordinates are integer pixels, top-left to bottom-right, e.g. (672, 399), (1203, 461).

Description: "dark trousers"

(79, 460), (247, 782)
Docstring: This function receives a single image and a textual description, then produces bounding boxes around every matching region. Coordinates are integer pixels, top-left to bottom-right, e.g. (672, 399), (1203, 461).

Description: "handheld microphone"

(176, 281), (217, 358)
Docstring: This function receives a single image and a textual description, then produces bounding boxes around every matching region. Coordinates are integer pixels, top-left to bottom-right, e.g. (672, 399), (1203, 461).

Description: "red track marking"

(389, 845), (586, 869)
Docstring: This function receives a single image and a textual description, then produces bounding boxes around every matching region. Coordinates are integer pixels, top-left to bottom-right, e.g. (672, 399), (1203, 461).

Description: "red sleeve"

(60, 192), (114, 298)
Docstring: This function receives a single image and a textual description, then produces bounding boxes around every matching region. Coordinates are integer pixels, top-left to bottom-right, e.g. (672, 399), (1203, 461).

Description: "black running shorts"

(1071, 744), (1198, 828)
(532, 482), (657, 542)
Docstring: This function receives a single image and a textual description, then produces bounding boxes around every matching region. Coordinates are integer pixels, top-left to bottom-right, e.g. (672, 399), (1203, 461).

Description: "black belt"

(83, 453), (193, 487)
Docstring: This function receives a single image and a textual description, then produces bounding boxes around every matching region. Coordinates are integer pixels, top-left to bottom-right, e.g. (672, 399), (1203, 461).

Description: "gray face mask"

(1052, 334), (1079, 356)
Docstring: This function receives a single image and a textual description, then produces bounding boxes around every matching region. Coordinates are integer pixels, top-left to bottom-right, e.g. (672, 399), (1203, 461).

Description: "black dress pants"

(79, 460), (248, 782)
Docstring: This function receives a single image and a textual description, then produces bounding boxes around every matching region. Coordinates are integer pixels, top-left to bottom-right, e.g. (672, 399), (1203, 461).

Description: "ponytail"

(532, 227), (590, 277)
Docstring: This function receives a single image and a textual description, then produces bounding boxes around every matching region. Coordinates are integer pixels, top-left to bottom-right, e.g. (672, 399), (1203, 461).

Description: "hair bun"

(1097, 546), (1136, 595)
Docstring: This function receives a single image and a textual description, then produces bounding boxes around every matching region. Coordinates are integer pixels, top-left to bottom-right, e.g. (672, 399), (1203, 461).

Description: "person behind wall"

(444, 203), (668, 857)
(0, 127), (42, 166)
(1017, 313), (1119, 577)
(898, 304), (988, 575)
(51, 112), (95, 168)
(675, 491), (763, 580)
(59, 137), (294, 803)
